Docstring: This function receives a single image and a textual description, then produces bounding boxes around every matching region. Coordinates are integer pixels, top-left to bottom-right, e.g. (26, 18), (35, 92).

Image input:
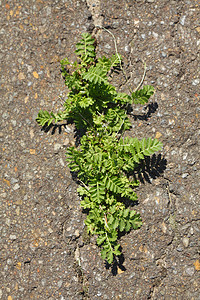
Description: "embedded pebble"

(63, 138), (70, 146)
(57, 280), (63, 288)
(54, 143), (62, 151)
(125, 45), (129, 52)
(160, 222), (167, 234)
(180, 15), (186, 26)
(59, 158), (65, 167)
(192, 79), (199, 85)
(185, 267), (195, 276)
(13, 184), (20, 190)
(41, 279), (46, 286)
(64, 126), (71, 133)
(11, 178), (18, 184)
(182, 237), (189, 248)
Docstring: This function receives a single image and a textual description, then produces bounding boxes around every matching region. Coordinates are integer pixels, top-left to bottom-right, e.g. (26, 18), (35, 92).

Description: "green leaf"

(132, 85), (155, 105)
(119, 219), (125, 232)
(114, 92), (132, 105)
(103, 176), (123, 194)
(112, 218), (119, 230)
(123, 208), (130, 218)
(129, 210), (136, 218)
(107, 251), (114, 264)
(125, 221), (131, 232)
(96, 54), (121, 73)
(78, 96), (94, 108)
(60, 57), (70, 66)
(83, 66), (108, 85)
(89, 181), (105, 203)
(110, 53), (122, 69)
(142, 138), (163, 156)
(96, 56), (111, 72)
(75, 32), (95, 62)
(97, 235), (107, 246)
(107, 231), (118, 242)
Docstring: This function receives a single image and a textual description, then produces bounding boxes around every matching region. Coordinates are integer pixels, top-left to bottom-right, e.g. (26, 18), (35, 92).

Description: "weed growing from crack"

(37, 32), (163, 265)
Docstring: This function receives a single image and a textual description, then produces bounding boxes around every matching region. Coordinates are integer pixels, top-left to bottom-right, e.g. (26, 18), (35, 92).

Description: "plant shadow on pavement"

(40, 102), (159, 139)
(129, 102), (158, 121)
(105, 250), (126, 275)
(133, 153), (167, 184)
(41, 121), (71, 135)
(103, 154), (166, 275)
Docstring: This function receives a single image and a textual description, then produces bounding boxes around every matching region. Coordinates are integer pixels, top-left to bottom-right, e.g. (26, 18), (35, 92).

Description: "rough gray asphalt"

(0, 0), (199, 299)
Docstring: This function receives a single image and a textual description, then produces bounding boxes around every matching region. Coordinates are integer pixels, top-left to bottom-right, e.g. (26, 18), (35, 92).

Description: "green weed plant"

(37, 33), (163, 264)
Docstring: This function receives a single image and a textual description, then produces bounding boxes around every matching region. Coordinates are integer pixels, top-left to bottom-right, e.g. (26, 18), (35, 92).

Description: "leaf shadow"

(128, 102), (158, 121)
(132, 153), (167, 184)
(40, 121), (69, 135)
(104, 153), (167, 274)
(105, 249), (126, 275)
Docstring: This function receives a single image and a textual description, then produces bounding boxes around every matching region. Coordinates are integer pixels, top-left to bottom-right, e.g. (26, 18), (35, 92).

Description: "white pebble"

(182, 237), (189, 247)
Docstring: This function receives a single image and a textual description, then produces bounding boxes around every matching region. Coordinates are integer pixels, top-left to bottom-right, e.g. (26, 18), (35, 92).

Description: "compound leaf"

(132, 85), (155, 105)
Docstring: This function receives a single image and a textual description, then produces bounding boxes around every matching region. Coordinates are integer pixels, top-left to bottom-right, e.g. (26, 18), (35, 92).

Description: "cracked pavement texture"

(0, 0), (199, 299)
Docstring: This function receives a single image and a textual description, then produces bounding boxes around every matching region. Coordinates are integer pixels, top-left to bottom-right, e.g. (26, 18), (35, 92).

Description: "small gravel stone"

(18, 72), (25, 80)
(176, 246), (183, 252)
(74, 229), (80, 237)
(13, 183), (20, 190)
(9, 234), (17, 240)
(63, 137), (69, 146)
(185, 267), (195, 276)
(182, 237), (189, 247)
(59, 158), (65, 167)
(160, 222), (167, 234)
(182, 173), (189, 178)
(10, 178), (18, 184)
(152, 32), (158, 39)
(180, 15), (186, 26)
(2, 112), (9, 119)
(64, 125), (72, 133)
(6, 218), (10, 226)
(7, 259), (12, 265)
(125, 45), (129, 52)
(192, 79), (199, 85)
(41, 279), (46, 286)
(57, 280), (63, 288)
(54, 143), (62, 151)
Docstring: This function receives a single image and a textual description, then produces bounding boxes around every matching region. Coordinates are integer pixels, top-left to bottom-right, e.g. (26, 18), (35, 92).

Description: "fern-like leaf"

(109, 53), (122, 69)
(131, 85), (155, 104)
(75, 32), (95, 63)
(97, 54), (121, 73)
(103, 176), (123, 194)
(83, 66), (108, 85)
(89, 181), (105, 203)
(36, 110), (68, 127)
(36, 110), (54, 127)
(142, 138), (163, 156)
(96, 56), (111, 72)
